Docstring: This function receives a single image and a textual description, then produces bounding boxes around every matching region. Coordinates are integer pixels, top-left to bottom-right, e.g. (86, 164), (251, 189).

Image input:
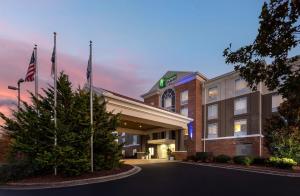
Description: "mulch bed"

(186, 161), (300, 174)
(8, 164), (133, 184)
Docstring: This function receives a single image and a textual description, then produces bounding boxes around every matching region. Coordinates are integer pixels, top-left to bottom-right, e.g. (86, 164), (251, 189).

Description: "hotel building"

(97, 69), (285, 159)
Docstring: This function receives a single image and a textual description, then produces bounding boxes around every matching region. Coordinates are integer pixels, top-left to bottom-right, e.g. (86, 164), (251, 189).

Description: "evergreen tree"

(0, 72), (122, 178)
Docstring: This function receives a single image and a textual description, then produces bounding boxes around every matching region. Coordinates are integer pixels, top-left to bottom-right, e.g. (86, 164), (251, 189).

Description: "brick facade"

(144, 94), (160, 107)
(172, 151), (187, 160)
(205, 137), (269, 157)
(175, 79), (204, 155)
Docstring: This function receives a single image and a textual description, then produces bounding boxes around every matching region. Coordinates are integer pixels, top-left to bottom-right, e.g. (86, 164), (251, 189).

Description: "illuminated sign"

(159, 74), (177, 89)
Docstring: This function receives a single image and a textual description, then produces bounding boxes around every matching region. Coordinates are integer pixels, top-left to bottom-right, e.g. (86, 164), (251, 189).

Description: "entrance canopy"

(93, 87), (193, 135)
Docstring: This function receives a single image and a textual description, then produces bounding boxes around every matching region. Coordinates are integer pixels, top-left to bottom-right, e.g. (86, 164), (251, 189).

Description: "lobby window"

(234, 119), (247, 136)
(180, 90), (188, 105)
(235, 78), (248, 95)
(272, 94), (282, 112)
(161, 89), (175, 112)
(132, 149), (137, 156)
(207, 123), (218, 138)
(208, 104), (218, 120)
(234, 97), (247, 115)
(180, 106), (188, 117)
(208, 86), (218, 102)
(149, 147), (154, 156)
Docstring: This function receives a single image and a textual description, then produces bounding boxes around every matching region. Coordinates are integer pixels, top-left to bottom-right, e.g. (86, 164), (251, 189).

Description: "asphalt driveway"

(1, 162), (300, 196)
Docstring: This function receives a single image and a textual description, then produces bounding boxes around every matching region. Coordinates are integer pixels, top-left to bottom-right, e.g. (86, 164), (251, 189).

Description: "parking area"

(1, 162), (300, 196)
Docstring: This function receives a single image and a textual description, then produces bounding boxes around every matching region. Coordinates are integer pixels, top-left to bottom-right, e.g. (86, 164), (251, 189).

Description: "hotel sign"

(159, 74), (177, 89)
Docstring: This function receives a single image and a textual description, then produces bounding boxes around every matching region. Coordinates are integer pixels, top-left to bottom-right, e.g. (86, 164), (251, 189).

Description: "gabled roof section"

(141, 71), (207, 98)
(148, 71), (194, 92)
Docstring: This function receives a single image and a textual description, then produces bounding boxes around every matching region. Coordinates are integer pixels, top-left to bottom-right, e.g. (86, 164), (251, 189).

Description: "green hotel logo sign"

(159, 74), (177, 89)
(159, 78), (166, 88)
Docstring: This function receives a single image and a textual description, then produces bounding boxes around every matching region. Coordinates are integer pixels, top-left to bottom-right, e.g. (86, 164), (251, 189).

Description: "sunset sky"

(0, 0), (299, 119)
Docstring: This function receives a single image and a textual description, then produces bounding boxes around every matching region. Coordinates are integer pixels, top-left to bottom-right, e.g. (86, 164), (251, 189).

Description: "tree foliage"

(0, 72), (122, 178)
(224, 0), (299, 98)
(223, 0), (300, 160)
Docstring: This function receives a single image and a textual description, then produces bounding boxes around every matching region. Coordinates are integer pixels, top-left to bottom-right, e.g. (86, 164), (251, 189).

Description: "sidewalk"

(123, 159), (179, 165)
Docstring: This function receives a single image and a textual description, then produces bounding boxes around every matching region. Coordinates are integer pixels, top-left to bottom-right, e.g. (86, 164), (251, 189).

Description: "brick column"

(179, 129), (185, 151)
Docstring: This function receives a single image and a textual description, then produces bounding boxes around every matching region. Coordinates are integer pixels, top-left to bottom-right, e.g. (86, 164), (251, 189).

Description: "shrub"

(214, 154), (231, 163)
(233, 156), (253, 166)
(195, 152), (213, 162)
(252, 157), (267, 165)
(0, 161), (40, 183)
(187, 155), (196, 161)
(268, 157), (297, 169)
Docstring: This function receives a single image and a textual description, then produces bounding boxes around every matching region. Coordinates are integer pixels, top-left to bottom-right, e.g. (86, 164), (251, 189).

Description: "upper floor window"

(161, 89), (175, 112)
(180, 106), (188, 117)
(207, 123), (218, 138)
(180, 90), (188, 105)
(235, 78), (248, 95)
(272, 94), (282, 112)
(208, 86), (218, 102)
(234, 119), (247, 137)
(208, 104), (218, 120)
(234, 97), (247, 115)
(133, 135), (138, 145)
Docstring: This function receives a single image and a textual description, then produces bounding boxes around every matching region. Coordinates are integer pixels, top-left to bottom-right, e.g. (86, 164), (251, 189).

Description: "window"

(234, 119), (247, 136)
(180, 90), (188, 105)
(180, 106), (188, 117)
(153, 133), (158, 140)
(234, 97), (247, 115)
(149, 147), (154, 156)
(235, 78), (248, 94)
(272, 94), (282, 112)
(208, 104), (218, 120)
(171, 131), (176, 139)
(207, 123), (218, 138)
(208, 87), (218, 101)
(161, 89), (175, 112)
(132, 149), (137, 156)
(133, 135), (138, 145)
(164, 97), (172, 108)
(161, 132), (166, 139)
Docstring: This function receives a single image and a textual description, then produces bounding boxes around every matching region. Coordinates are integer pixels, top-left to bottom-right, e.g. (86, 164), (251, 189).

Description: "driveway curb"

(0, 165), (141, 190)
(181, 162), (300, 178)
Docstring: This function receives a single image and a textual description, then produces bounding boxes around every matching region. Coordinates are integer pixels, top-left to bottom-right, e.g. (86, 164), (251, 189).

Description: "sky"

(0, 0), (297, 119)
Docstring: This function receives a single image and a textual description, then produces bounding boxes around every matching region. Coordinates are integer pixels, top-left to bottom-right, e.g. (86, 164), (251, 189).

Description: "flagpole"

(34, 44), (38, 98)
(53, 32), (58, 176)
(89, 40), (94, 173)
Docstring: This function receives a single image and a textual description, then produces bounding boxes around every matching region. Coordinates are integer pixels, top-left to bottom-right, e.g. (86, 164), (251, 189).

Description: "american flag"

(51, 45), (56, 77)
(24, 51), (36, 82)
(86, 57), (91, 81)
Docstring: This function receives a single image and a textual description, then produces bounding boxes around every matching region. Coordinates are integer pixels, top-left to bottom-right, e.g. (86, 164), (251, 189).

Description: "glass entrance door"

(157, 144), (168, 159)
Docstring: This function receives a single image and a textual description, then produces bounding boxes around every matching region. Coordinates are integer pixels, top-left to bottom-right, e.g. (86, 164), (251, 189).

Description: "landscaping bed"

(185, 160), (300, 174)
(6, 164), (133, 184)
(184, 152), (300, 174)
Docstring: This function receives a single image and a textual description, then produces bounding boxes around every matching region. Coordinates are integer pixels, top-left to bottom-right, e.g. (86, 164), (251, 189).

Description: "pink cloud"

(0, 38), (151, 119)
